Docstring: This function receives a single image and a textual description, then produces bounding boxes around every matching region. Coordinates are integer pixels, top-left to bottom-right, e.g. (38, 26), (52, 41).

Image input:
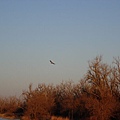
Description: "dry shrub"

(0, 96), (21, 115)
(22, 84), (55, 120)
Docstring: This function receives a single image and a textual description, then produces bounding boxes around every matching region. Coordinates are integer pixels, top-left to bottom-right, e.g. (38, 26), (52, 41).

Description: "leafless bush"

(0, 96), (21, 116)
(22, 84), (55, 120)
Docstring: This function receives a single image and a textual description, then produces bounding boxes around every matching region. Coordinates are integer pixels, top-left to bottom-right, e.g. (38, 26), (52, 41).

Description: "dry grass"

(21, 115), (30, 120)
(0, 113), (15, 119)
(20, 115), (69, 120)
(51, 116), (69, 120)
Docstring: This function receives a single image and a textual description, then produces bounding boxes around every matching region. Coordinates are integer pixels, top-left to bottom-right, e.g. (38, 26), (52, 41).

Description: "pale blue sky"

(0, 0), (120, 97)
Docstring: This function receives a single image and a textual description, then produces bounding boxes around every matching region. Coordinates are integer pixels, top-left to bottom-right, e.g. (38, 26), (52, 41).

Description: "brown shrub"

(22, 84), (55, 120)
(0, 96), (21, 115)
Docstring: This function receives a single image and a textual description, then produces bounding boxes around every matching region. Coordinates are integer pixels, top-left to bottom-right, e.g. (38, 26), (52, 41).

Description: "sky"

(0, 0), (120, 97)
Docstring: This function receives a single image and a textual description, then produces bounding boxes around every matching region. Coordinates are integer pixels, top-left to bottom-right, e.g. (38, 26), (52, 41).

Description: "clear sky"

(0, 0), (120, 97)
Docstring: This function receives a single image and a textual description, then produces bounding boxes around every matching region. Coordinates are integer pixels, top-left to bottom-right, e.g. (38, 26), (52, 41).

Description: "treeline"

(0, 56), (120, 120)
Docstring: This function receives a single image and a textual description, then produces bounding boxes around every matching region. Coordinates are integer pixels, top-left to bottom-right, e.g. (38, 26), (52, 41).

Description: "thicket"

(0, 56), (120, 120)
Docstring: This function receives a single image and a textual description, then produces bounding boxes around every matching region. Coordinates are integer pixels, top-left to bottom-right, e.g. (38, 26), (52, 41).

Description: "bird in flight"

(50, 60), (55, 65)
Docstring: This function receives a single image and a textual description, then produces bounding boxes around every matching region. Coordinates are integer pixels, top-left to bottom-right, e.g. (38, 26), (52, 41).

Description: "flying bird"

(50, 60), (55, 65)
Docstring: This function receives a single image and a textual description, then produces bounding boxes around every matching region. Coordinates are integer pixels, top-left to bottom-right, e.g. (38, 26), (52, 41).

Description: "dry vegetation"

(0, 56), (120, 120)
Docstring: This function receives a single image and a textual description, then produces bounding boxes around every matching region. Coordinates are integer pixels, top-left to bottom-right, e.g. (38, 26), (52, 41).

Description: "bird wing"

(50, 60), (55, 64)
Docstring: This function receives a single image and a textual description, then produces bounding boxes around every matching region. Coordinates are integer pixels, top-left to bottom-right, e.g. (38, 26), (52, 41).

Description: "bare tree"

(84, 56), (118, 120)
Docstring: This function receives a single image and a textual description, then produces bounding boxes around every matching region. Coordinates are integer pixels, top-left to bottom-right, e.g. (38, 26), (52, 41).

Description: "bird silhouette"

(50, 60), (55, 65)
